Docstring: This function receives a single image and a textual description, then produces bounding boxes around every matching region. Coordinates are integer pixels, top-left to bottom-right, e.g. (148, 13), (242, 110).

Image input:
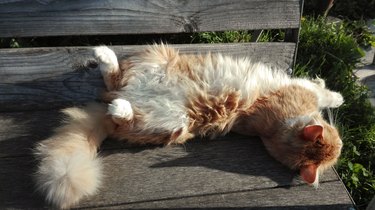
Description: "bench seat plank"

(0, 43), (296, 112)
(0, 0), (301, 37)
(0, 110), (353, 209)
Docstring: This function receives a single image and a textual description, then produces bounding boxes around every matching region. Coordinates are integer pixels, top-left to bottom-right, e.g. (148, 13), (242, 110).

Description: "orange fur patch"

(187, 90), (243, 138)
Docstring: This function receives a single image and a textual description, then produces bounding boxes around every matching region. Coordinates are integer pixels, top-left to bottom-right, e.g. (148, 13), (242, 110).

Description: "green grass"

(295, 17), (375, 209)
(191, 31), (252, 43)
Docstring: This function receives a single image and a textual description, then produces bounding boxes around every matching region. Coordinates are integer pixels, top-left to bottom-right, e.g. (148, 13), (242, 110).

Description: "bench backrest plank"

(0, 0), (301, 37)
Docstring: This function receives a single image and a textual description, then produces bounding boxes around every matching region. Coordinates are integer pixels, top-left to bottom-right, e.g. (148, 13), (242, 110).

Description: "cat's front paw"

(108, 99), (134, 120)
(330, 92), (344, 108)
(312, 77), (325, 88)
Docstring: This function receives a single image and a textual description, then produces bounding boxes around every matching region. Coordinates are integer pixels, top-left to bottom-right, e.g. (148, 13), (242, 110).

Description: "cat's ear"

(300, 164), (318, 184)
(302, 125), (323, 142)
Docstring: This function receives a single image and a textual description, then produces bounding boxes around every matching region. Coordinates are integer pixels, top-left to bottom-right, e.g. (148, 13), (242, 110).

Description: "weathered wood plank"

(0, 110), (61, 158)
(79, 181), (352, 209)
(0, 141), (353, 209)
(0, 43), (296, 112)
(77, 145), (348, 209)
(0, 0), (301, 38)
(0, 109), (354, 209)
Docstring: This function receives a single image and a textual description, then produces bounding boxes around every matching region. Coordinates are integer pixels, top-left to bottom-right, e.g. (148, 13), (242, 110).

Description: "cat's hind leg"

(107, 98), (195, 145)
(94, 46), (122, 91)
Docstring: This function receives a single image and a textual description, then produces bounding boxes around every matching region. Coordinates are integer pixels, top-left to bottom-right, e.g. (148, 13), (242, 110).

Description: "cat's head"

(261, 115), (342, 186)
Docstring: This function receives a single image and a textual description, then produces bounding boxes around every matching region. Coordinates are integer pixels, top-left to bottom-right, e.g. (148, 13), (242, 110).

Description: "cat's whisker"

(312, 167), (321, 189)
(326, 108), (333, 126)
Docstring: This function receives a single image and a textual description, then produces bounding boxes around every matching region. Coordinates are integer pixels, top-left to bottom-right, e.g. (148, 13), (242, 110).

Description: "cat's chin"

(300, 164), (319, 187)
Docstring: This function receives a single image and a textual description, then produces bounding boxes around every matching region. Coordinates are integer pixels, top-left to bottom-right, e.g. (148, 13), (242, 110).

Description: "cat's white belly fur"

(111, 53), (296, 134)
(118, 62), (189, 134)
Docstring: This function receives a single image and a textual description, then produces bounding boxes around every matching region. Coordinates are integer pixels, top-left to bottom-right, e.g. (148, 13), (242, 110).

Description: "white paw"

(330, 92), (344, 108)
(313, 77), (325, 88)
(94, 46), (119, 74)
(108, 99), (133, 120)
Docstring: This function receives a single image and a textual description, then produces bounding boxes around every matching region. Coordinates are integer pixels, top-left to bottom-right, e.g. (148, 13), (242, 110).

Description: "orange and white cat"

(34, 44), (344, 209)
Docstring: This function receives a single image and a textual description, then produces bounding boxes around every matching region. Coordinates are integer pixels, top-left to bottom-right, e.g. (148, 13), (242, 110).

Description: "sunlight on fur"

(34, 44), (344, 209)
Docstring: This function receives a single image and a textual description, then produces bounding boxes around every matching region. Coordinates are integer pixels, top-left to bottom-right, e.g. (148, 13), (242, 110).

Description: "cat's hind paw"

(108, 99), (134, 121)
(94, 46), (119, 75)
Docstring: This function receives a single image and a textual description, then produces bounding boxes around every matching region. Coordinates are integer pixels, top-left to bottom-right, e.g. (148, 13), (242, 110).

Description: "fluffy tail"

(34, 103), (113, 209)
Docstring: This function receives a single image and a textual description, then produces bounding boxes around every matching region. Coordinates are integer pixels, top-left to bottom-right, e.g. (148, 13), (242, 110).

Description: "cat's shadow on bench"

(99, 133), (298, 190)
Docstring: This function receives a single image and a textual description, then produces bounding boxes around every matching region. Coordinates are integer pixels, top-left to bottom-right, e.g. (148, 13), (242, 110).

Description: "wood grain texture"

(0, 109), (354, 209)
(0, 43), (296, 112)
(0, 0), (301, 37)
(0, 153), (353, 209)
(0, 109), (351, 209)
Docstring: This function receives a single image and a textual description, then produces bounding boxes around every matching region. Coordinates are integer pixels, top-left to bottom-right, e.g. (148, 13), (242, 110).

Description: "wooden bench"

(0, 0), (355, 209)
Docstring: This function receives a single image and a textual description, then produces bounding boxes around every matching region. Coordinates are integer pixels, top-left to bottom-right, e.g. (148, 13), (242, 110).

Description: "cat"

(34, 44), (344, 209)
